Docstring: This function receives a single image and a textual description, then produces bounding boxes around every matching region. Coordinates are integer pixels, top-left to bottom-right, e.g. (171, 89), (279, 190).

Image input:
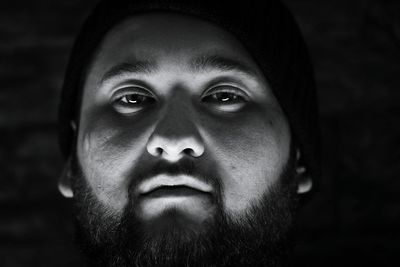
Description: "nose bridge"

(146, 90), (204, 161)
(158, 93), (196, 137)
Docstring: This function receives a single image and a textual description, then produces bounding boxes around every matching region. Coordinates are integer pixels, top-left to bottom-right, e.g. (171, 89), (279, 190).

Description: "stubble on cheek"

(76, 129), (131, 213)
(199, 109), (290, 216)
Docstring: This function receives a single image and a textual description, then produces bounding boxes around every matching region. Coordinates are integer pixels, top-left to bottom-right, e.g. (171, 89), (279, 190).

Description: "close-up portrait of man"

(56, 0), (319, 266)
(4, 0), (400, 266)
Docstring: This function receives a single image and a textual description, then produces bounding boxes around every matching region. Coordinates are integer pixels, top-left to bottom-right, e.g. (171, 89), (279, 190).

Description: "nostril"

(183, 148), (195, 156)
(155, 147), (163, 155)
(147, 136), (204, 159)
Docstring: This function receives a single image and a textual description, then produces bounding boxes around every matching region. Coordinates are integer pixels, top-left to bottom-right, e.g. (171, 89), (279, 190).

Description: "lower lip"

(140, 186), (211, 198)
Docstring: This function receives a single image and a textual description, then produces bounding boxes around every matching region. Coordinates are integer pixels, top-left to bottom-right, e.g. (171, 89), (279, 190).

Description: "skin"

(61, 13), (295, 224)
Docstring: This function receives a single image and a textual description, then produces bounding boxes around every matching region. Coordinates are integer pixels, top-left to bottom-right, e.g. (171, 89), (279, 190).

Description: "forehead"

(90, 12), (262, 75)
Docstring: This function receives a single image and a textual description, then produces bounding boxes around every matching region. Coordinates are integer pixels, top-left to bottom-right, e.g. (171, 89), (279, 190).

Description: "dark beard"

(69, 150), (298, 267)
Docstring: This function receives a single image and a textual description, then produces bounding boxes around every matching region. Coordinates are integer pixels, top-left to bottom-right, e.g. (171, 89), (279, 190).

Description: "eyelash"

(111, 86), (155, 113)
(202, 85), (248, 103)
(112, 85), (248, 113)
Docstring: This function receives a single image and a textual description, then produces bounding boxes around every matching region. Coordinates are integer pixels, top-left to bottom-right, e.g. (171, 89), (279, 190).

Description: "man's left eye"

(202, 86), (247, 112)
(205, 92), (244, 103)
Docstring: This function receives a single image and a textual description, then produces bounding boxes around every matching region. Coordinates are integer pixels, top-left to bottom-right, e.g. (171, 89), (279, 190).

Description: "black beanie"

(58, 0), (321, 188)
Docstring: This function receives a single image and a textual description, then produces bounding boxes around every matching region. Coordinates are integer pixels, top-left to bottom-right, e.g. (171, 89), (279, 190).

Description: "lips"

(136, 174), (215, 220)
(137, 174), (213, 197)
(141, 185), (212, 198)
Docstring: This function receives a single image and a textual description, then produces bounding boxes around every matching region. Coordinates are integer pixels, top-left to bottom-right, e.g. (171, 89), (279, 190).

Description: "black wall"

(1, 0), (399, 266)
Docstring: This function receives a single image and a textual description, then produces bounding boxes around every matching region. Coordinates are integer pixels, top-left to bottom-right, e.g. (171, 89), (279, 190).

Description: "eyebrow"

(189, 54), (257, 78)
(100, 61), (158, 83)
(100, 54), (257, 84)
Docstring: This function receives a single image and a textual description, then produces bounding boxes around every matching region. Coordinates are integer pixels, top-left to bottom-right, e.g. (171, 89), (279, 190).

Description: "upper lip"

(137, 174), (213, 195)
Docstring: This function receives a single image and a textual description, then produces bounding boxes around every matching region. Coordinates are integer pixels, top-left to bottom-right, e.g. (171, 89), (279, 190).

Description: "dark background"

(1, 0), (399, 266)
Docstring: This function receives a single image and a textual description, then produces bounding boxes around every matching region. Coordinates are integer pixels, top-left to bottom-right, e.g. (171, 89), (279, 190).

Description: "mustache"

(127, 157), (221, 197)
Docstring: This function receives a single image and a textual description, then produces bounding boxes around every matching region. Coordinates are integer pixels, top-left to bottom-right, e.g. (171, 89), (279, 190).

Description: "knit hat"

(58, 0), (321, 189)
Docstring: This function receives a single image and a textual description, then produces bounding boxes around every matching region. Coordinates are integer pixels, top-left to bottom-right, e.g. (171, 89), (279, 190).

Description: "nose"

(146, 104), (205, 162)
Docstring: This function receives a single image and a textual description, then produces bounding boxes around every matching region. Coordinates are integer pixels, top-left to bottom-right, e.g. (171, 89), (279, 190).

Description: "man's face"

(67, 13), (297, 266)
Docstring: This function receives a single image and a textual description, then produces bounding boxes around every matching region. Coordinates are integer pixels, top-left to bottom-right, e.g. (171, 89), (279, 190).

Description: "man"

(57, 0), (320, 266)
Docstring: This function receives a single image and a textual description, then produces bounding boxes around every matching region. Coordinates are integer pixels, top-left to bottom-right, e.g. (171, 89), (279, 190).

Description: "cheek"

(200, 107), (290, 214)
(77, 108), (156, 211)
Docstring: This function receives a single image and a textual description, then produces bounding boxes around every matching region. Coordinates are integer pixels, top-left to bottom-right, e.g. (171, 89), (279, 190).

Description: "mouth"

(136, 175), (215, 220)
(137, 174), (214, 197)
(140, 185), (213, 198)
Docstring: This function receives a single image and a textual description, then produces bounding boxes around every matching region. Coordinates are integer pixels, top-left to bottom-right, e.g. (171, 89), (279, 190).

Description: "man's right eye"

(112, 88), (156, 113)
(118, 93), (155, 105)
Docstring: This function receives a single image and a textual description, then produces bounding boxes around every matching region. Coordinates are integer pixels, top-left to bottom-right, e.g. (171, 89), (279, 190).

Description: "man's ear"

(58, 156), (74, 198)
(58, 120), (77, 198)
(295, 149), (313, 194)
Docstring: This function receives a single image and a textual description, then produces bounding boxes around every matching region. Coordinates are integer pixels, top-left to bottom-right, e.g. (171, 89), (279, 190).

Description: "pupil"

(216, 92), (239, 102)
(127, 95), (142, 104)
(219, 92), (231, 102)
